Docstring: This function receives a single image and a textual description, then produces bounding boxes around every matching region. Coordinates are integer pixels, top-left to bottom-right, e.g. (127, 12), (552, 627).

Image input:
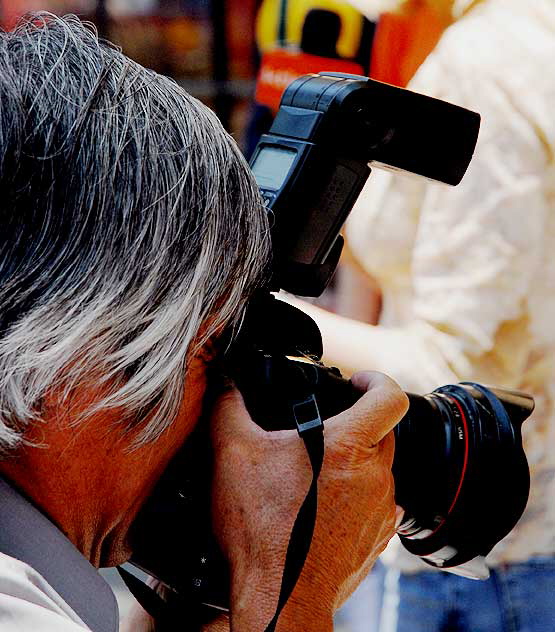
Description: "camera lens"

(264, 360), (534, 571)
(393, 383), (533, 569)
(231, 353), (534, 572)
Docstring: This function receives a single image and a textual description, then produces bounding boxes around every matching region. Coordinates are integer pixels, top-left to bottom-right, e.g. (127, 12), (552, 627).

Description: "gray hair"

(0, 13), (270, 455)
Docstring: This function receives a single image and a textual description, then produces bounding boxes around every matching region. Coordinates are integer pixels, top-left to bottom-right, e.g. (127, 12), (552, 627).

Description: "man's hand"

(209, 371), (408, 632)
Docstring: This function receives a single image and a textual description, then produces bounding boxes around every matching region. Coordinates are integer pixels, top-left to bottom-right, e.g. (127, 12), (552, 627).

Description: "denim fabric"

(386, 558), (555, 632)
(335, 560), (386, 632)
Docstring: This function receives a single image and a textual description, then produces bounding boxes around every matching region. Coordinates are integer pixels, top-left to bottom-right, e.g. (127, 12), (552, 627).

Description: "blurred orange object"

(255, 48), (364, 111)
(370, 5), (451, 87)
(227, 0), (258, 78)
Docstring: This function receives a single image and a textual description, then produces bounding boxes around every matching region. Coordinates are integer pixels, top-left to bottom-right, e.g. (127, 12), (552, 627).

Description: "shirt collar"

(0, 477), (119, 632)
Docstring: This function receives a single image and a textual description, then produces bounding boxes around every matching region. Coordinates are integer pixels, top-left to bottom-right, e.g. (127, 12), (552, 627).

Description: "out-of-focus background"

(0, 0), (435, 164)
(1, 0), (260, 146)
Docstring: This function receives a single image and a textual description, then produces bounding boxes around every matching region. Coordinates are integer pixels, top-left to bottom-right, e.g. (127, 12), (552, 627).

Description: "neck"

(0, 427), (139, 566)
(0, 354), (208, 567)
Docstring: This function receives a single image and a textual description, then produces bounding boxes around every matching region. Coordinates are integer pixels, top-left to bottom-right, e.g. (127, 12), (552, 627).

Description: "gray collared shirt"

(0, 477), (119, 632)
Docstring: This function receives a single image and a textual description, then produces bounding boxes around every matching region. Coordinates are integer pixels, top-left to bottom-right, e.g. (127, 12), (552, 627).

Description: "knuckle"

(371, 379), (408, 420)
(330, 428), (378, 470)
(329, 431), (394, 476)
(390, 388), (409, 421)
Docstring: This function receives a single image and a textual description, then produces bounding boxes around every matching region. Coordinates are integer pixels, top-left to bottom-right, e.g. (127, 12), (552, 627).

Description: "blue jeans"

(381, 557), (555, 632)
(335, 560), (386, 632)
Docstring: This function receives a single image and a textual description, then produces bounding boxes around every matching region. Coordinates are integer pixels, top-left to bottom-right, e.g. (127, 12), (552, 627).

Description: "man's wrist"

(229, 569), (333, 632)
(275, 597), (334, 632)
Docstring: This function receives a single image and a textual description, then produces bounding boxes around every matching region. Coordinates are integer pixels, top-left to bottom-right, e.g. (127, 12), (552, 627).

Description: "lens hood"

(394, 383), (533, 569)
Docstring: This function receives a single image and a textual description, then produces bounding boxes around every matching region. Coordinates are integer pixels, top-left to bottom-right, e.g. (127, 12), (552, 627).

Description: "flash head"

(249, 72), (481, 296)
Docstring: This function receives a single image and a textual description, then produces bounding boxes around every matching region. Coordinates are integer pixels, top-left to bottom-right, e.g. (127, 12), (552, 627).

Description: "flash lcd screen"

(251, 146), (297, 190)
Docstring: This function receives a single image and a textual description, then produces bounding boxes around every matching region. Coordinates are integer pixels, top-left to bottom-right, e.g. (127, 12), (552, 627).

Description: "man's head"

(0, 13), (270, 456)
(0, 13), (270, 563)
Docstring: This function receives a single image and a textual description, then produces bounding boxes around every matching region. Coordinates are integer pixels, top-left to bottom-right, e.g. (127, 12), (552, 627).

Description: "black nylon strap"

(263, 426), (324, 632)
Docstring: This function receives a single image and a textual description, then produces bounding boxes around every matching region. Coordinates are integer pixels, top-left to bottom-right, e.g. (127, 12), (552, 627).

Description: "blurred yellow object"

(256, 0), (364, 58)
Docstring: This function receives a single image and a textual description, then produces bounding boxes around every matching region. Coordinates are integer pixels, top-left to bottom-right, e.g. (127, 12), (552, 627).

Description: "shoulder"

(408, 2), (555, 184)
(412, 1), (555, 133)
(0, 552), (90, 631)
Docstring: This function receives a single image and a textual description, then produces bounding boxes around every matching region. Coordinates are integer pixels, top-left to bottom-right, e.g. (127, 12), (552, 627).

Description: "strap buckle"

(293, 394), (323, 435)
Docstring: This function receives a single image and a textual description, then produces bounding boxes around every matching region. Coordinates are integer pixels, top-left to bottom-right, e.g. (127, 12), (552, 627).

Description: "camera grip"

(232, 351), (360, 432)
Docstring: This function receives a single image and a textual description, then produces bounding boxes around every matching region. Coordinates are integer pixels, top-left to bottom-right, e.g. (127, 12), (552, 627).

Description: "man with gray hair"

(0, 13), (407, 632)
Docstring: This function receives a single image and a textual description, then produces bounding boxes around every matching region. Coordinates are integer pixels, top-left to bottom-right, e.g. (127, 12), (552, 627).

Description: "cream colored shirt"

(346, 0), (555, 569)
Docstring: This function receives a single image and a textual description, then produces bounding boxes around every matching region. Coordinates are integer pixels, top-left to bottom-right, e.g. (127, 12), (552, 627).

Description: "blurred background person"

(288, 0), (555, 631)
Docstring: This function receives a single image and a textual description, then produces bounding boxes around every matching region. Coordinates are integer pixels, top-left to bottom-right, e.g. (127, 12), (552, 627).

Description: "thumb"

(327, 371), (408, 447)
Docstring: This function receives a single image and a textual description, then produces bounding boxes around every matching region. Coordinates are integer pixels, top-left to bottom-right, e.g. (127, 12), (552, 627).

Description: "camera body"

(125, 74), (532, 621)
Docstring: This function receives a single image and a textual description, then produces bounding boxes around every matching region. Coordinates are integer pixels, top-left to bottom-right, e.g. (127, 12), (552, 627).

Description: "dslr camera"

(122, 73), (534, 627)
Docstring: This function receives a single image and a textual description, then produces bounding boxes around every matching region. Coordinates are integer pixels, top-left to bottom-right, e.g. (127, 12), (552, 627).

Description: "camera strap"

(263, 393), (325, 632)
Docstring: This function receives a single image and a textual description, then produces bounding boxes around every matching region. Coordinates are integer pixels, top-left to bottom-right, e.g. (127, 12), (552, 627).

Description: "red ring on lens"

(446, 395), (470, 516)
(425, 395), (470, 537)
